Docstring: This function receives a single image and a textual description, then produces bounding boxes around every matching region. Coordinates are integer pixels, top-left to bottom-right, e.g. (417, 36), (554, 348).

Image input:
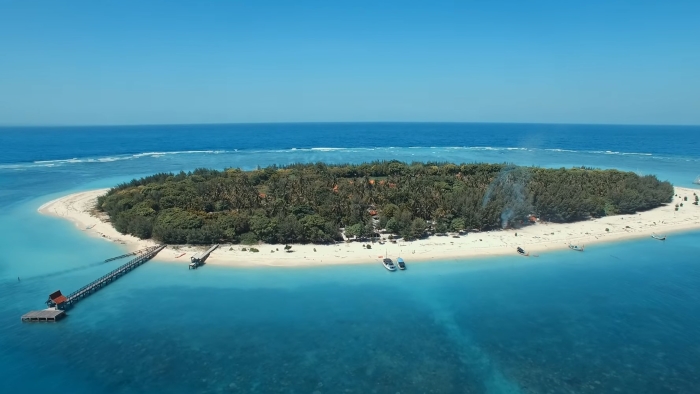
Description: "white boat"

(397, 257), (406, 270)
(651, 233), (666, 241)
(568, 244), (584, 251)
(382, 258), (397, 271)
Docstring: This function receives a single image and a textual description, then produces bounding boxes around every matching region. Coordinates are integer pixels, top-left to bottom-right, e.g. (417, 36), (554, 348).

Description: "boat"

(516, 247), (529, 256)
(382, 257), (397, 271)
(175, 253), (186, 258)
(86, 224), (96, 230)
(651, 233), (666, 241)
(568, 244), (584, 251)
(396, 257), (406, 270)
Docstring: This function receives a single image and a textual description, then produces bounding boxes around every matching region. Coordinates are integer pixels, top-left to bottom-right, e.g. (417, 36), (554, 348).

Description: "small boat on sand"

(175, 253), (186, 258)
(86, 224), (96, 230)
(397, 257), (406, 270)
(568, 244), (584, 251)
(516, 247), (529, 256)
(382, 258), (397, 271)
(651, 233), (666, 241)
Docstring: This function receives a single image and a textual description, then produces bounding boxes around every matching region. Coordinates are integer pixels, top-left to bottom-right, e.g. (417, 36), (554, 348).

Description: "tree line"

(96, 161), (674, 245)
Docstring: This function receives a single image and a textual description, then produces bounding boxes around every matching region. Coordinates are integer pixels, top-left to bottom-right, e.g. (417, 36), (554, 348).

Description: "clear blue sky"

(1, 1), (698, 126)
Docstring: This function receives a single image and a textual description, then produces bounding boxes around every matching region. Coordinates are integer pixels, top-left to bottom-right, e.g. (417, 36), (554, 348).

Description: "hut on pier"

(46, 290), (68, 309)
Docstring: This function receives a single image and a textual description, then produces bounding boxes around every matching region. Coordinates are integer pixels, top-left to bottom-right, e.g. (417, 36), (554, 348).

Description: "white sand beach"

(38, 187), (700, 267)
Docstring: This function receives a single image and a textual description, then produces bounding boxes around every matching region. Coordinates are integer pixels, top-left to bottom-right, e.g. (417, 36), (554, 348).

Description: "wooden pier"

(189, 244), (219, 269)
(104, 245), (160, 262)
(51, 244), (166, 308)
(29, 244), (166, 318)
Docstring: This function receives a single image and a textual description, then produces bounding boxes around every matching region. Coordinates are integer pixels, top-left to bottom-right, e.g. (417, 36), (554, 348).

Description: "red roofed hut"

(47, 290), (68, 309)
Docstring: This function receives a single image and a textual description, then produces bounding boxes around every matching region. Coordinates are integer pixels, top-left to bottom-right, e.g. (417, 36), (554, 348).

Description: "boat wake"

(11, 260), (109, 284)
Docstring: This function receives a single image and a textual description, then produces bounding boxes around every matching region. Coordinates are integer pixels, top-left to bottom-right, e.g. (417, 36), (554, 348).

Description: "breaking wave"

(0, 146), (693, 170)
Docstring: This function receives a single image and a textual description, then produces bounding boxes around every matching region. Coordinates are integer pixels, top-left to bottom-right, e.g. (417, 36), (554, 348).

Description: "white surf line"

(417, 292), (524, 394)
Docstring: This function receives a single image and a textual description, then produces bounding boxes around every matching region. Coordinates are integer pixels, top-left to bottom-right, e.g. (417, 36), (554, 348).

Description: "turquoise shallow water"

(2, 194), (700, 393)
(1, 124), (700, 393)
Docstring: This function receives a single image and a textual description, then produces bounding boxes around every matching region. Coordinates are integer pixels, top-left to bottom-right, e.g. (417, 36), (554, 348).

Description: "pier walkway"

(46, 244), (166, 310)
(189, 244), (219, 269)
(104, 246), (160, 262)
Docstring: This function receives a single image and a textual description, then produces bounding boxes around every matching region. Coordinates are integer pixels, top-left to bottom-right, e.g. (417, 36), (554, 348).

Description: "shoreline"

(38, 187), (700, 268)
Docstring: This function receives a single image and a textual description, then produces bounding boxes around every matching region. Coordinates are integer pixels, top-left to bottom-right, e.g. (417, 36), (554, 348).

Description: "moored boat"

(651, 233), (666, 241)
(397, 257), (406, 270)
(568, 244), (584, 251)
(516, 247), (529, 256)
(382, 257), (397, 271)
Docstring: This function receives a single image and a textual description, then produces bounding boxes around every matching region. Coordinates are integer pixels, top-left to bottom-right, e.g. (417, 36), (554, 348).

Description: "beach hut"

(47, 290), (68, 309)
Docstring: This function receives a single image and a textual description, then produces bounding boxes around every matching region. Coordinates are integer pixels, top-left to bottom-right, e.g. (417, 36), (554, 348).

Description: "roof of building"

(49, 290), (68, 304)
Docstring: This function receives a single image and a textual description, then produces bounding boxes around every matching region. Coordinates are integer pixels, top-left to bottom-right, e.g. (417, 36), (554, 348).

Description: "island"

(39, 161), (700, 267)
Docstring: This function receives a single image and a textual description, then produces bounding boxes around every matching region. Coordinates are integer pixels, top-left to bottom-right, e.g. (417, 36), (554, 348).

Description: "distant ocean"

(1, 123), (699, 393)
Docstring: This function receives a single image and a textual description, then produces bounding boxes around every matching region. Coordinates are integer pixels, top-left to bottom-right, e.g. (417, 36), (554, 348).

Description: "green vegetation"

(97, 161), (673, 245)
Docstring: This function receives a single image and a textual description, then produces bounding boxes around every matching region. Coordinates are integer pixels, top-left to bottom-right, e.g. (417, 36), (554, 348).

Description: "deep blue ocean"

(1, 123), (700, 393)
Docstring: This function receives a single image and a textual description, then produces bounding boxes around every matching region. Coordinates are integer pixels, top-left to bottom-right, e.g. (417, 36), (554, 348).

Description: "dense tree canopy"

(97, 161), (673, 245)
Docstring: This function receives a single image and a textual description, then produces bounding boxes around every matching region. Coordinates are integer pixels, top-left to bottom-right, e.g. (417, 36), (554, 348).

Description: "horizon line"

(2, 120), (700, 128)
